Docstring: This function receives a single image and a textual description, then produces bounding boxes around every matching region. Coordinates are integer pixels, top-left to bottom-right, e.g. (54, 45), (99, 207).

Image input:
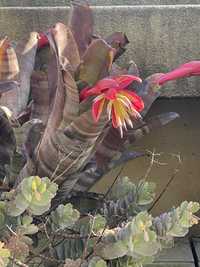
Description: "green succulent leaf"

(0, 241), (10, 267)
(51, 203), (80, 230)
(88, 257), (107, 267)
(0, 202), (6, 229)
(107, 177), (136, 201)
(22, 215), (33, 226)
(137, 180), (156, 206)
(6, 176), (58, 216)
(92, 214), (107, 234)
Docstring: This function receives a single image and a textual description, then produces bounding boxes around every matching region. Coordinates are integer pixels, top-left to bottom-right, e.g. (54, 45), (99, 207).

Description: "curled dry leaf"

(76, 39), (115, 86)
(106, 32), (129, 60)
(0, 108), (16, 181)
(15, 32), (38, 115)
(69, 0), (93, 57)
(30, 71), (49, 124)
(0, 37), (20, 115)
(0, 37), (19, 81)
(0, 32), (38, 117)
(51, 22), (80, 72)
(19, 30), (110, 193)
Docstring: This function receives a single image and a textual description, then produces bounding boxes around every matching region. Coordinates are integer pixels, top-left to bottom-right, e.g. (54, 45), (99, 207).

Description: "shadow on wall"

(92, 97), (200, 232)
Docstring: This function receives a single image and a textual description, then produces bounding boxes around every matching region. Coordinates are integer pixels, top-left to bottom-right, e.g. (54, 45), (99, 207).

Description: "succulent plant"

(99, 177), (156, 226)
(50, 203), (80, 230)
(0, 242), (10, 267)
(88, 257), (107, 267)
(6, 176), (58, 216)
(0, 1), (198, 267)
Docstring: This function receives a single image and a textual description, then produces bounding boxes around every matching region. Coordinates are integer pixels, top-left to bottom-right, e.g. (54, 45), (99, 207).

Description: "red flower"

(38, 33), (49, 49)
(80, 75), (144, 137)
(157, 61), (200, 85)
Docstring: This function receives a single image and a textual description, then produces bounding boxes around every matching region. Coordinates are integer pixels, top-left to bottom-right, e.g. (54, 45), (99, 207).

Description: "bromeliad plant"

(0, 0), (199, 266)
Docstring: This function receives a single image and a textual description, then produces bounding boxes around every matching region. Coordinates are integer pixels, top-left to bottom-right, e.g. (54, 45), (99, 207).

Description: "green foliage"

(153, 201), (200, 238)
(88, 257), (107, 267)
(0, 2), (198, 266)
(100, 177), (156, 225)
(19, 215), (39, 235)
(0, 174), (197, 267)
(107, 177), (156, 207)
(6, 176), (58, 216)
(95, 201), (200, 266)
(0, 202), (6, 229)
(107, 177), (136, 201)
(0, 242), (10, 267)
(137, 180), (156, 206)
(91, 214), (107, 234)
(51, 203), (80, 230)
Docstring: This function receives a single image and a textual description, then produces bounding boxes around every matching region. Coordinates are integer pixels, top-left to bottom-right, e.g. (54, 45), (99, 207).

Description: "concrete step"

(191, 238), (200, 266)
(145, 239), (195, 267)
(1, 0), (200, 6)
(0, 5), (199, 97)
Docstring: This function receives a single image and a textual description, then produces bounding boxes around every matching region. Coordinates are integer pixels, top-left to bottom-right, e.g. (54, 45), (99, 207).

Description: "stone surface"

(191, 238), (200, 264)
(0, 5), (200, 96)
(1, 0), (200, 6)
(146, 264), (194, 266)
(145, 239), (195, 266)
(155, 239), (193, 262)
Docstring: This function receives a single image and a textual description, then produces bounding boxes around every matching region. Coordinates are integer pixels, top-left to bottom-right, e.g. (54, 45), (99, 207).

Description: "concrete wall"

(1, 0), (200, 6)
(0, 5), (199, 96)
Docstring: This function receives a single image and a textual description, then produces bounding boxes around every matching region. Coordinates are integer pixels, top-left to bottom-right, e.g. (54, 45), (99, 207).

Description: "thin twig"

(144, 149), (167, 181)
(6, 225), (17, 236)
(9, 258), (29, 267)
(41, 218), (56, 257)
(30, 251), (65, 265)
(52, 148), (87, 183)
(50, 151), (73, 180)
(148, 152), (182, 212)
(148, 168), (179, 212)
(81, 214), (96, 266)
(103, 164), (125, 200)
(52, 231), (98, 240)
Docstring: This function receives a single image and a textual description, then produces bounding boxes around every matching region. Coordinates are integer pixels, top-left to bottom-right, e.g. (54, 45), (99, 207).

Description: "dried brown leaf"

(30, 71), (50, 124)
(76, 39), (115, 86)
(69, 0), (93, 57)
(51, 22), (80, 72)
(106, 32), (129, 60)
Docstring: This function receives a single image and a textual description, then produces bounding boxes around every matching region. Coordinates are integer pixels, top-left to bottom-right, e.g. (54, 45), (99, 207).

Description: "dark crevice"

(190, 238), (199, 267)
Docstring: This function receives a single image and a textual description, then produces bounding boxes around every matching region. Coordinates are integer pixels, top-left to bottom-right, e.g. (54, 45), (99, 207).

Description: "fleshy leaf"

(6, 176), (58, 216)
(51, 203), (80, 230)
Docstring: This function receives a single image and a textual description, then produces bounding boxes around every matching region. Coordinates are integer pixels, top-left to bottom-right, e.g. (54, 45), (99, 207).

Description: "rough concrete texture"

(146, 239), (195, 266)
(191, 238), (200, 263)
(0, 5), (199, 96)
(154, 239), (193, 262)
(1, 0), (200, 6)
(146, 264), (194, 267)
